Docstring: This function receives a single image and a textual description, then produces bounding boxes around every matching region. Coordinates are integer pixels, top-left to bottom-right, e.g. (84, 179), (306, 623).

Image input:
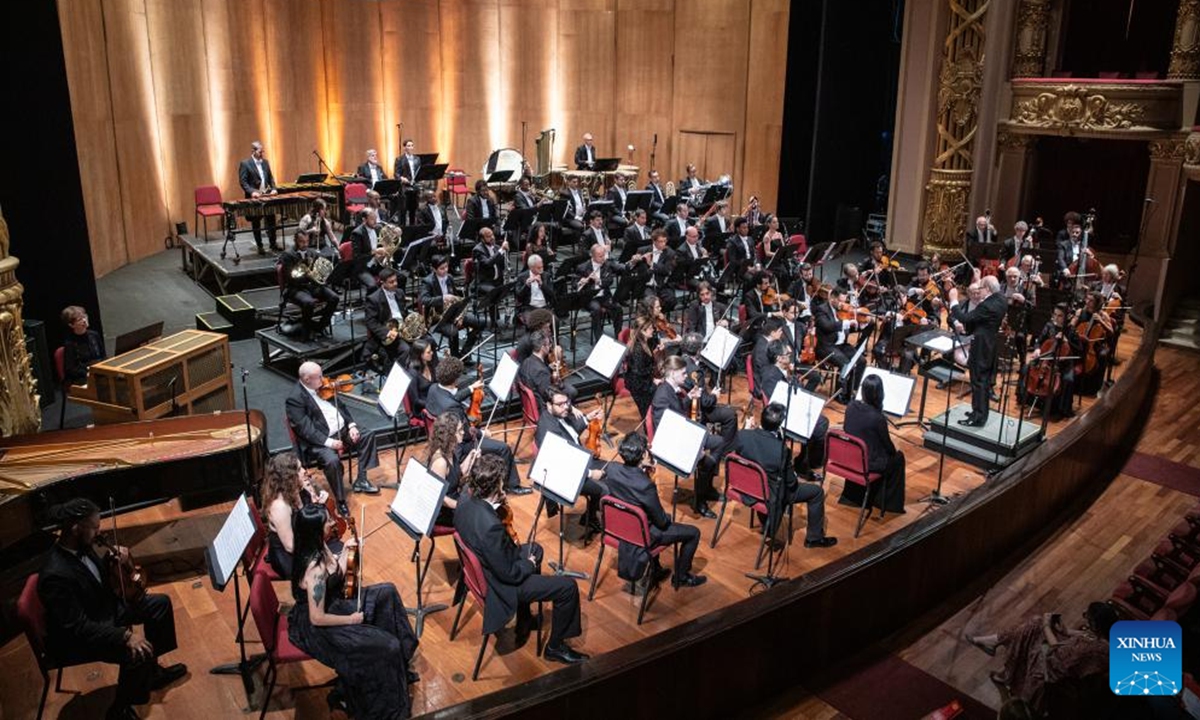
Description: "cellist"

(1024, 303), (1082, 420)
(1073, 291), (1115, 394)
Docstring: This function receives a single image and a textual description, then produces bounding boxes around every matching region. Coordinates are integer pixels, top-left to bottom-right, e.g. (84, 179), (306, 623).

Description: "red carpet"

(1123, 452), (1200, 496)
(816, 654), (993, 720)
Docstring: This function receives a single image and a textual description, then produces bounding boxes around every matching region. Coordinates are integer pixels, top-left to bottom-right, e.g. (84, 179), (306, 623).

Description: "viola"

(584, 416), (602, 459)
(317, 374), (356, 401)
(95, 535), (147, 605)
(342, 513), (360, 600)
(497, 498), (520, 544)
(324, 494), (350, 541)
(467, 362), (485, 425)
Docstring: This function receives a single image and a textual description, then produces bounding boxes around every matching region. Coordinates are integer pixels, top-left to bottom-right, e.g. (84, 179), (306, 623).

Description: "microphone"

(312, 149), (318, 157)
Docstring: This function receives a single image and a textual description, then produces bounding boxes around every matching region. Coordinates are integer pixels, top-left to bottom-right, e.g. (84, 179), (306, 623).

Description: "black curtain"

(0, 1), (101, 353)
(1059, 0), (1176, 77)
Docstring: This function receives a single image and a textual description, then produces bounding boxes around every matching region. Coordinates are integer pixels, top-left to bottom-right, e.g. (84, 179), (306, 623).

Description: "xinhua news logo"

(1110, 620), (1181, 696)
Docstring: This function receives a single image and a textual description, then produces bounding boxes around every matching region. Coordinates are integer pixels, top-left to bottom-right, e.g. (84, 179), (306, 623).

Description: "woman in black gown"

(425, 414), (480, 526)
(839, 374), (906, 513)
(625, 316), (659, 418)
(288, 504), (419, 719)
(406, 337), (439, 415)
(262, 452), (328, 579)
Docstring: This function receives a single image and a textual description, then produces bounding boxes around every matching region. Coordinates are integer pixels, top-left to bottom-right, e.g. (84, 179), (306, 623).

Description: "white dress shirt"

(305, 386), (347, 445)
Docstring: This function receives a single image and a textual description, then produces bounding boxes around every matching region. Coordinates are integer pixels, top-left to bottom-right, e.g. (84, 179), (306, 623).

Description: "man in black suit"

(652, 355), (733, 519)
(515, 254), (556, 324)
(576, 244), (635, 344)
(419, 255), (484, 358)
(465, 179), (499, 225)
(678, 332), (739, 447)
(416, 190), (449, 239)
(425, 356), (527, 494)
(678, 164), (702, 196)
(363, 267), (409, 371)
(39, 498), (187, 720)
(356, 148), (388, 189)
(286, 362), (380, 514)
(560, 176), (587, 247)
(645, 170), (669, 226)
(535, 386), (608, 530)
(582, 210), (609, 249)
(604, 173), (630, 235)
(279, 230), (339, 340)
(631, 228), (676, 312)
(703, 201), (732, 239)
(733, 403), (837, 548)
(813, 286), (869, 403)
(514, 176), (539, 211)
(605, 432), (706, 588)
(237, 140), (278, 253)
(1001, 220), (1032, 266)
(621, 209), (651, 262)
(949, 275), (1008, 425)
(471, 227), (509, 328)
(725, 217), (760, 289)
(574, 132), (596, 170)
(743, 271), (779, 334)
(348, 208), (384, 290)
(453, 455), (587, 665)
(676, 226), (714, 289)
(964, 214), (996, 244)
(393, 138), (421, 224)
(665, 202), (691, 246)
(751, 317), (786, 399)
(518, 329), (574, 407)
(684, 281), (728, 339)
(1055, 212), (1086, 286)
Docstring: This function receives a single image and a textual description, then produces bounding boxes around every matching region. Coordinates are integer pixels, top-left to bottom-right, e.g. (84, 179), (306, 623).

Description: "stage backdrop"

(57, 0), (789, 277)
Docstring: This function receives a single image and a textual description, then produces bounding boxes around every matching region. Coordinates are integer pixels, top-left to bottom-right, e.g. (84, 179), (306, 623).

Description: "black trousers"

(657, 523), (701, 579)
(310, 427), (381, 502)
(970, 362), (997, 421)
(561, 218), (584, 248)
(839, 451), (906, 514)
(436, 313), (485, 358)
(250, 214), (277, 249)
(516, 543), (581, 646)
(587, 297), (622, 344)
(287, 284), (339, 328)
(789, 481), (827, 542)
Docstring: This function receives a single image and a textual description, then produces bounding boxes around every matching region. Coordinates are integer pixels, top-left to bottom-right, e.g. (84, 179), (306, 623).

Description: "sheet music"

(924, 334), (956, 354)
(842, 339), (868, 381)
(701, 325), (739, 370)
(585, 334), (627, 379)
(651, 410), (706, 475)
(377, 363), (414, 418)
(856, 367), (916, 417)
(767, 383), (827, 440)
(210, 494), (256, 590)
(390, 459), (447, 538)
(488, 352), (520, 402)
(530, 433), (590, 504)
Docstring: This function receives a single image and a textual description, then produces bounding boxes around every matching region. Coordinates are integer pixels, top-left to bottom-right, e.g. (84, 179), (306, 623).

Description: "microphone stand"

(313, 150), (333, 178)
(925, 323), (958, 506)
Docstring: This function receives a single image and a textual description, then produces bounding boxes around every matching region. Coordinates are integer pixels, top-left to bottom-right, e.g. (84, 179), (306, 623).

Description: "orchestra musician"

(665, 201), (692, 245)
(1023, 303), (1081, 421)
(576, 243), (634, 344)
(1074, 291), (1115, 395)
(679, 164), (702, 196)
(814, 285), (869, 403)
(298, 198), (338, 250)
(286, 361), (382, 516)
(726, 217), (761, 289)
(584, 210), (609, 249)
(733, 403), (837, 548)
(751, 317), (786, 396)
(743, 271), (781, 331)
(840, 374), (907, 513)
(363, 267), (410, 370)
(605, 173), (630, 233)
(837, 261), (861, 295)
(454, 454), (589, 665)
(38, 498), (187, 720)
(1054, 211), (1086, 284)
(471, 227), (508, 328)
(948, 275), (1008, 426)
(560, 175), (588, 246)
(605, 432), (708, 588)
(364, 189), (396, 226)
(424, 356), (527, 494)
(394, 138), (422, 225)
(965, 214), (996, 244)
(645, 169), (670, 226)
(348, 209), (384, 290)
(676, 226), (714, 289)
(287, 503), (419, 718)
(703, 201), (731, 238)
(518, 329), (576, 408)
(417, 189), (449, 241)
(632, 227), (677, 312)
(1002, 220), (1033, 266)
(426, 414), (479, 526)
(279, 230), (339, 341)
(419, 255), (484, 359)
(684, 281), (729, 340)
(61, 305), (106, 386)
(574, 132), (597, 170)
(535, 386), (608, 531)
(760, 215), (785, 269)
(406, 337), (439, 415)
(237, 140), (279, 254)
(860, 240), (897, 290)
(515, 254), (556, 326)
(465, 179), (499, 226)
(652, 355), (733, 519)
(514, 176), (540, 211)
(262, 451), (329, 580)
(678, 331), (739, 440)
(522, 223), (556, 274)
(787, 262), (820, 320)
(1001, 266), (1028, 306)
(356, 148), (388, 189)
(744, 195), (763, 227)
(621, 208), (652, 262)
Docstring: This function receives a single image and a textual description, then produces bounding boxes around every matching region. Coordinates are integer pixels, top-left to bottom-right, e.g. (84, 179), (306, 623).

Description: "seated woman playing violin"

(38, 498), (187, 720)
(637, 295), (680, 347)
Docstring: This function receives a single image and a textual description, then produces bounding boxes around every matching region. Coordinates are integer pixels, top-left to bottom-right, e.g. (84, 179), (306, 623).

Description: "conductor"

(948, 275), (1007, 426)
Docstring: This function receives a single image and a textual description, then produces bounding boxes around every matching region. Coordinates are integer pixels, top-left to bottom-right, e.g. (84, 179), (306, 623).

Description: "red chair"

(344, 182), (368, 216)
(787, 233), (807, 256)
(824, 429), (885, 538)
(18, 574), (105, 720)
(449, 532), (542, 680)
(248, 567), (316, 719)
(745, 354), (758, 400)
(645, 408), (655, 445)
(463, 257), (475, 291)
(396, 392), (431, 467)
(712, 454), (793, 569)
(1112, 577), (1199, 622)
(587, 496), (668, 625)
(194, 185), (224, 242)
(514, 381), (541, 459)
(244, 497), (278, 581)
(446, 169), (470, 212)
(338, 241), (354, 263)
(617, 327), (631, 344)
(53, 347), (69, 429)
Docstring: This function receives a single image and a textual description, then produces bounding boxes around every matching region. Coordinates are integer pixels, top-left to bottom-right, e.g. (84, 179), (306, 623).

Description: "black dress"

(288, 569), (419, 719)
(626, 344), (656, 418)
(266, 532), (292, 579)
(433, 454), (462, 527)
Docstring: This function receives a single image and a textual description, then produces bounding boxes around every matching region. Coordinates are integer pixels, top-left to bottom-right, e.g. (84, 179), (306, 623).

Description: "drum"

(482, 148), (525, 200)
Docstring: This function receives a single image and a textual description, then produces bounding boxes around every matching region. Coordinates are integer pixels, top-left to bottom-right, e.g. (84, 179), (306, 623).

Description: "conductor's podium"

(69, 330), (234, 424)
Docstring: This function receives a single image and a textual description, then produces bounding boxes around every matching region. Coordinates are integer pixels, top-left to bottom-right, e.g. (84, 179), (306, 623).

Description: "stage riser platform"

(923, 403), (1042, 469)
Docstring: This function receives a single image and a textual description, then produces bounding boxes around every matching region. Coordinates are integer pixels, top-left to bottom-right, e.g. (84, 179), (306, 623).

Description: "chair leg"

(54, 668), (63, 693)
(59, 387), (67, 429)
(636, 561), (654, 625)
(450, 582), (466, 640)
(855, 486), (870, 538)
(787, 505), (794, 546)
(472, 633), (490, 681)
(587, 544), (605, 601)
(710, 493), (730, 548)
(536, 601), (544, 656)
(258, 659), (277, 720)
(36, 672), (49, 720)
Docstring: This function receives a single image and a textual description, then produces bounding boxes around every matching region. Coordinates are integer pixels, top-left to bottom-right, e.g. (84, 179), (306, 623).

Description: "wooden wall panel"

(60, 0), (788, 274)
(57, 0), (127, 276)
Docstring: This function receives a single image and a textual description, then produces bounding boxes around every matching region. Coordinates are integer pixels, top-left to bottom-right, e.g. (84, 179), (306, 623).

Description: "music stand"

(386, 459), (450, 637)
(295, 172), (328, 184)
(416, 162), (447, 185)
(583, 333), (628, 431)
(905, 328), (969, 428)
(767, 383), (828, 442)
(624, 190), (652, 214)
(484, 169), (514, 185)
(504, 206), (538, 249)
(459, 217), (495, 242)
(114, 321), (165, 355)
(374, 178), (404, 197)
(650, 409), (707, 520)
(207, 494), (266, 707)
(377, 362), (414, 490)
(417, 152), (440, 166)
(856, 366), (916, 420)
(530, 433), (592, 579)
(593, 158), (621, 172)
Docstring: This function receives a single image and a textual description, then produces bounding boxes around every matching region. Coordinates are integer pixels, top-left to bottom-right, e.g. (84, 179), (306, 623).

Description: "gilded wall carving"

(1012, 0), (1050, 78)
(923, 171), (973, 257)
(997, 131), (1037, 151)
(1149, 139), (1186, 162)
(1169, 0), (1200, 79)
(0, 211), (42, 437)
(1012, 87), (1146, 131)
(1185, 132), (1200, 166)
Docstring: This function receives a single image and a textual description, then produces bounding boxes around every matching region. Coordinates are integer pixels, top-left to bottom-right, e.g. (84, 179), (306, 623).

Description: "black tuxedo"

(646, 181), (667, 213)
(814, 300), (866, 401)
(514, 271), (556, 320)
(513, 188), (538, 210)
(417, 203), (448, 237)
(742, 288), (773, 331)
(237, 156), (277, 249)
(284, 382), (379, 501)
(665, 215), (691, 245)
(279, 248), (339, 331)
(419, 272), (483, 357)
(574, 143), (596, 170)
(465, 195), (499, 223)
(363, 286), (410, 368)
(950, 291), (1007, 421)
(726, 232), (758, 286)
(841, 400), (906, 512)
(534, 412), (608, 523)
(704, 215), (730, 239)
(453, 493), (581, 645)
(605, 463), (702, 580)
(347, 223), (381, 289)
(732, 426), (829, 540)
(471, 241), (506, 285)
(965, 226), (995, 244)
(356, 161), (387, 188)
(394, 154), (422, 224)
(39, 544), (177, 707)
(635, 244), (677, 311)
(684, 301), (727, 339)
(622, 223), (651, 261)
(1002, 234), (1033, 265)
(576, 258), (627, 343)
(1056, 236), (1084, 277)
(559, 189), (587, 245)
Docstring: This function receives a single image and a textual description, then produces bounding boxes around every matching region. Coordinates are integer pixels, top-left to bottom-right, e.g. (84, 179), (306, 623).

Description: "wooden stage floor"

(0, 327), (1142, 719)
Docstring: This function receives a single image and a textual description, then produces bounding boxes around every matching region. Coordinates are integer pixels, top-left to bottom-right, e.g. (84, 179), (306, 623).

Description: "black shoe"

(337, 501), (350, 517)
(804, 536), (838, 548)
(150, 662), (187, 690)
(406, 670), (420, 685)
(106, 705), (139, 720)
(352, 478), (380, 494)
(958, 417), (985, 427)
(703, 488), (720, 502)
(327, 687), (349, 713)
(508, 485), (533, 496)
(694, 503), (717, 519)
(672, 572), (707, 589)
(544, 642), (589, 665)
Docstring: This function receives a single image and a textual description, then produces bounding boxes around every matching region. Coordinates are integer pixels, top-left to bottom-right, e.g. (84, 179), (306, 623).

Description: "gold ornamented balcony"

(1003, 78), (1188, 138)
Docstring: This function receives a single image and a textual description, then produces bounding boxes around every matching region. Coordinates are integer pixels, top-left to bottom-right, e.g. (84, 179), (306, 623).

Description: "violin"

(800, 325), (817, 365)
(317, 374), (356, 401)
(497, 498), (520, 544)
(342, 512), (360, 600)
(836, 302), (875, 324)
(98, 499), (147, 604)
(654, 316), (679, 341)
(467, 361), (485, 425)
(324, 494), (350, 541)
(900, 300), (927, 324)
(584, 415), (603, 459)
(762, 287), (790, 308)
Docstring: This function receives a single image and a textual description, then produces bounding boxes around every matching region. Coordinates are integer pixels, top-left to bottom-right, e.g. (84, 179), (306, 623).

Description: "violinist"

(725, 216), (761, 289)
(1024, 303), (1081, 420)
(535, 387), (609, 532)
(814, 285), (869, 403)
(425, 356), (528, 495)
(684, 281), (730, 340)
(518, 328), (577, 409)
(38, 498), (187, 720)
(778, 299), (811, 359)
(632, 228), (678, 312)
(638, 295), (679, 347)
(604, 432), (707, 588)
(263, 451), (331, 579)
(679, 332), (740, 439)
(860, 240), (898, 290)
(837, 261), (861, 295)
(515, 253), (556, 325)
(426, 415), (480, 526)
(652, 356), (734, 519)
(751, 317), (787, 400)
(625, 317), (659, 418)
(743, 270), (782, 332)
(286, 361), (381, 517)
